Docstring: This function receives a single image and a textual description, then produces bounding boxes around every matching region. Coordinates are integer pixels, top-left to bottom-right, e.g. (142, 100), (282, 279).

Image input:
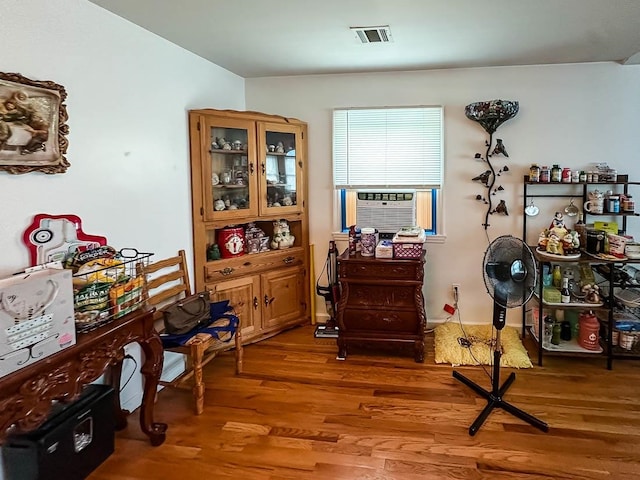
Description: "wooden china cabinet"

(188, 109), (310, 344)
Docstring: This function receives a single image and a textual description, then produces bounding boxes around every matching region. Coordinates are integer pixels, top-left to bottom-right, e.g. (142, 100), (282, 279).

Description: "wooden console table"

(0, 308), (167, 446)
(336, 250), (427, 362)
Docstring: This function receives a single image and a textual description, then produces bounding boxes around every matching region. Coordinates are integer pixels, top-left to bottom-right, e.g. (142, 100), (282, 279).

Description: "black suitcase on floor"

(2, 384), (115, 480)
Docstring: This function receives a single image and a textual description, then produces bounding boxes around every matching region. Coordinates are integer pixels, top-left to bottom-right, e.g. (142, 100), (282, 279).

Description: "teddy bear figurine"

(271, 219), (295, 250)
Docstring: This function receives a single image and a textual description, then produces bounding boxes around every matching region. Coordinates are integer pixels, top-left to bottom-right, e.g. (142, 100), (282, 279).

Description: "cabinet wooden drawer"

(205, 248), (304, 282)
(342, 308), (419, 333)
(339, 261), (422, 281)
(344, 284), (418, 307)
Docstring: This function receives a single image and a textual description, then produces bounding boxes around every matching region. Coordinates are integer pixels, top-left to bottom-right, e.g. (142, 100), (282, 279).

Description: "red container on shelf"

(578, 311), (600, 350)
(218, 226), (246, 259)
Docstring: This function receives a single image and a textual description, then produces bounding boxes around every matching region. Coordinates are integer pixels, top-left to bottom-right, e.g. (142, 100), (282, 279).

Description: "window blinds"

(333, 106), (443, 189)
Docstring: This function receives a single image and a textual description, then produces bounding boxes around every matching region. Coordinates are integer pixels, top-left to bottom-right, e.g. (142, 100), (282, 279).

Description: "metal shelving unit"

(522, 175), (640, 369)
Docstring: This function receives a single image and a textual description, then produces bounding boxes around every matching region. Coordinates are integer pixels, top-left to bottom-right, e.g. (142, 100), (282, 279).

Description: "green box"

(543, 287), (562, 304)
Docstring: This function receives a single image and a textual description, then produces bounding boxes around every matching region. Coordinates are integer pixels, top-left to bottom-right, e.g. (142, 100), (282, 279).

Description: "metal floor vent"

(350, 26), (393, 44)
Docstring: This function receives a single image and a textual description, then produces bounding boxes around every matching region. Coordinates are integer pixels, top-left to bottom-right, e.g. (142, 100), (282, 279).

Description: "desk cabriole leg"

(138, 334), (167, 446)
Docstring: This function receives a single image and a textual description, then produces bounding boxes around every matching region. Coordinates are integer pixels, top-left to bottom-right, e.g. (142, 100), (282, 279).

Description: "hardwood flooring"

(90, 325), (640, 480)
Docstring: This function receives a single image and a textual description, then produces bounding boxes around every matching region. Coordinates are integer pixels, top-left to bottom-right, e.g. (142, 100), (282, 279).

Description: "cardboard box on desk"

(0, 268), (76, 378)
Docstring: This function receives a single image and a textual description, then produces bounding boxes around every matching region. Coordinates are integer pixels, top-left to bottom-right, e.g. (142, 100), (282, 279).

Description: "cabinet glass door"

(258, 122), (304, 215)
(203, 117), (257, 221)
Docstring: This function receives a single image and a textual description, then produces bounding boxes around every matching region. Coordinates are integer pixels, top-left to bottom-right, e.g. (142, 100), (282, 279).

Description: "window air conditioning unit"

(356, 191), (416, 233)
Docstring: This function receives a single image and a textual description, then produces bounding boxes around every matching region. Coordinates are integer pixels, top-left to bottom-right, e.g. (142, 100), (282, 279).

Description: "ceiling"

(89, 0), (640, 78)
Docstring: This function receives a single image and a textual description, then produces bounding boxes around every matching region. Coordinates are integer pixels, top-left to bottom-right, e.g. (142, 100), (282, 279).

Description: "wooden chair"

(138, 250), (243, 415)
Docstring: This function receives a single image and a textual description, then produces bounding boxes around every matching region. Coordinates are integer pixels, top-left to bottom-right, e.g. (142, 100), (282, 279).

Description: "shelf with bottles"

(523, 171), (640, 369)
(527, 253), (615, 364)
(528, 326), (604, 355)
(529, 305), (606, 355)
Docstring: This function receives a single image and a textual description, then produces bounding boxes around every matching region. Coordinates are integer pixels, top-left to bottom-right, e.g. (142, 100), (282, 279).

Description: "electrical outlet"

(452, 283), (460, 297)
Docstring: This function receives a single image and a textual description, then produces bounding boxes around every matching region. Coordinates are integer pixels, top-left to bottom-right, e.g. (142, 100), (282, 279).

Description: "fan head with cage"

(483, 235), (536, 309)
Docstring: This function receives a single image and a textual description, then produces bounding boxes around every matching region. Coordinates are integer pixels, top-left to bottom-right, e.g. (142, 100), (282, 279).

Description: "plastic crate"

(392, 242), (424, 259)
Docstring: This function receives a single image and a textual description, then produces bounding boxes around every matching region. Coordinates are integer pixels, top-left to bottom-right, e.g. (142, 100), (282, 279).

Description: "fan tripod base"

(453, 370), (549, 436)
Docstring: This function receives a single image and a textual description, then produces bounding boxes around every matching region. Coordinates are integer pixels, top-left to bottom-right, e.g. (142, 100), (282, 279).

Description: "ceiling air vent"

(350, 25), (393, 44)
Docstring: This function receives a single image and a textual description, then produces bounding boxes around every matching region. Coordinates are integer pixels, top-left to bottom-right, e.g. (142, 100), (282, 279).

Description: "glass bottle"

(543, 315), (554, 345)
(552, 321), (562, 345)
(572, 170), (580, 183)
(552, 265), (562, 288)
(348, 225), (357, 255)
(561, 277), (571, 303)
(551, 164), (562, 182)
(579, 170), (587, 182)
(529, 164), (540, 182)
(540, 166), (550, 183)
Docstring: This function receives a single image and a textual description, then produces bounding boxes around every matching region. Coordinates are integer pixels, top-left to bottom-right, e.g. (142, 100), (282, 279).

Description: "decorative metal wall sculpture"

(465, 99), (519, 229)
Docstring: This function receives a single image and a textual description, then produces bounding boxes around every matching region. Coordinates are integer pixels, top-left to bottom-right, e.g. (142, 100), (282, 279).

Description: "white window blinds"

(333, 106), (443, 189)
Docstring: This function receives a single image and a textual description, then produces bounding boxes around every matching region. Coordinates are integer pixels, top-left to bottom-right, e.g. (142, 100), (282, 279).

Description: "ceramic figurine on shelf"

(546, 232), (564, 255)
(271, 219), (295, 250)
(562, 230), (580, 254)
(550, 211), (565, 230)
(214, 199), (225, 211)
(582, 284), (601, 304)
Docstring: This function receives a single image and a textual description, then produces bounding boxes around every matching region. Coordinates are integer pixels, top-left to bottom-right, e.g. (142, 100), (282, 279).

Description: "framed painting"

(0, 72), (69, 174)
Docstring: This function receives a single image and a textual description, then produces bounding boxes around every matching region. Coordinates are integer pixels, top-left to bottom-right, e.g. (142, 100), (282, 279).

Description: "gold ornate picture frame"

(0, 72), (69, 174)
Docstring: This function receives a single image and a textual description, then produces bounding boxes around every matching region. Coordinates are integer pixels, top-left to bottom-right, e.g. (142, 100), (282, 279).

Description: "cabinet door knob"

(261, 162), (266, 175)
(249, 162), (255, 174)
(283, 256), (294, 264)
(264, 294), (275, 306)
(220, 267), (234, 276)
(253, 297), (258, 309)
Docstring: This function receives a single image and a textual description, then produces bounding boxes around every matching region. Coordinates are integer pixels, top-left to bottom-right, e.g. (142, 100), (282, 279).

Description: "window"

(333, 106), (443, 234)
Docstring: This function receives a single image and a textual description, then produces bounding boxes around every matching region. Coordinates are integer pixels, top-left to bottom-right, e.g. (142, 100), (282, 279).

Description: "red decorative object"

(218, 227), (245, 259)
(578, 311), (601, 350)
(22, 214), (107, 266)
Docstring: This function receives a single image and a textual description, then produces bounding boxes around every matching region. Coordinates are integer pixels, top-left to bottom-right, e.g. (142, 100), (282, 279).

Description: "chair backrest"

(138, 250), (192, 320)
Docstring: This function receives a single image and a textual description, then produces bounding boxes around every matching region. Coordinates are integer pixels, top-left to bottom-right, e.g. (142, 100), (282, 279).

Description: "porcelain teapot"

(588, 189), (604, 200)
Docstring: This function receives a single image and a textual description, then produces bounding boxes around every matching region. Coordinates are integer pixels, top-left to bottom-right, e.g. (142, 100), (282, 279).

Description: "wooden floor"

(90, 325), (640, 480)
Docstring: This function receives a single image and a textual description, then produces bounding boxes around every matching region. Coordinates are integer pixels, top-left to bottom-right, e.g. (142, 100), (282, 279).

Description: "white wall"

(0, 2), (243, 469)
(0, 0), (245, 277)
(246, 63), (640, 326)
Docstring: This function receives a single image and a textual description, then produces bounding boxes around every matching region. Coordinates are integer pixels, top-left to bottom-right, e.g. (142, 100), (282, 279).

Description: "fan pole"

(452, 302), (549, 436)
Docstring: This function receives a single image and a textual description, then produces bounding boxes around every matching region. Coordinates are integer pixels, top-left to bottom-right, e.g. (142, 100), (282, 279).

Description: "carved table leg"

(138, 335), (167, 446)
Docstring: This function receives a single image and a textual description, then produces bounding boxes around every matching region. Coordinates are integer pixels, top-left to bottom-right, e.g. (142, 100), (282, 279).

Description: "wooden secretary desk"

(335, 250), (427, 362)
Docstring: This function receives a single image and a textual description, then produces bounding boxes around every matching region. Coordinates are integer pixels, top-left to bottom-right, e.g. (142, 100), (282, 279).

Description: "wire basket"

(73, 248), (153, 333)
(613, 287), (640, 308)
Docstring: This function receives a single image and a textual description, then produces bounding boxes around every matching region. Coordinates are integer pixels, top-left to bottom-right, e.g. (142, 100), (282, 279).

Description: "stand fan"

(453, 235), (549, 435)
